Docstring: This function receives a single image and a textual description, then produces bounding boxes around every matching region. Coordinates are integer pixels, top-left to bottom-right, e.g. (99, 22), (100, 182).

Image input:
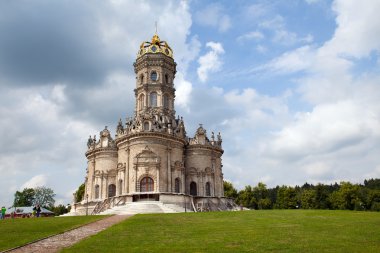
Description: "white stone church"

(71, 33), (236, 215)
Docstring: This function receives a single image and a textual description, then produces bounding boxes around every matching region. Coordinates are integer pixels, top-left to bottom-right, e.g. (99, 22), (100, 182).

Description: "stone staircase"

(98, 201), (187, 215)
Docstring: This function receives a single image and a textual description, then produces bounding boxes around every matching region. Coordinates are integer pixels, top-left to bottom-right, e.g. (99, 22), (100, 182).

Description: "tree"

(34, 186), (56, 208)
(301, 189), (316, 209)
(49, 204), (70, 216)
(275, 186), (297, 209)
(253, 183), (272, 209)
(13, 188), (35, 207)
(237, 186), (256, 208)
(366, 189), (380, 211)
(364, 179), (380, 190)
(329, 182), (361, 210)
(223, 181), (238, 199)
(74, 184), (85, 202)
(314, 184), (331, 209)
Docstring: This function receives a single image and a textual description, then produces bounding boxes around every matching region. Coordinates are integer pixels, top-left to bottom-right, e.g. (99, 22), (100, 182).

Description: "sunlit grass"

(0, 215), (106, 251)
(62, 210), (380, 253)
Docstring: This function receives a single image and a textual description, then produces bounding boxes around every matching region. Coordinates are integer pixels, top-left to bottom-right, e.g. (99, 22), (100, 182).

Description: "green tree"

(49, 204), (70, 216)
(74, 184), (85, 202)
(275, 186), (297, 209)
(223, 181), (238, 199)
(34, 186), (56, 208)
(329, 182), (362, 210)
(301, 189), (316, 209)
(364, 178), (380, 190)
(366, 189), (380, 211)
(13, 188), (35, 207)
(314, 184), (331, 209)
(237, 186), (256, 208)
(253, 182), (272, 209)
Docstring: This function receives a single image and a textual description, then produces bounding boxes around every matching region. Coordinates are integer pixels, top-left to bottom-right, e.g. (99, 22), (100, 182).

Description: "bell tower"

(133, 33), (176, 121)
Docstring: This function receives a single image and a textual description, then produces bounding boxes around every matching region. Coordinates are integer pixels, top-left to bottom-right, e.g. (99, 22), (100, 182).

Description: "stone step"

(98, 201), (183, 215)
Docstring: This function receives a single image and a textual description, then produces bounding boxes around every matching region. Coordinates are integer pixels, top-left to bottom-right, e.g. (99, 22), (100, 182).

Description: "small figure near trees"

(1, 206), (6, 219)
(34, 205), (41, 218)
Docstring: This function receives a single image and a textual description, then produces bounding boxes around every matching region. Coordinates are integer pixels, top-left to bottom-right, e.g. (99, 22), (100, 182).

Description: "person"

(1, 206), (6, 219)
(36, 205), (41, 218)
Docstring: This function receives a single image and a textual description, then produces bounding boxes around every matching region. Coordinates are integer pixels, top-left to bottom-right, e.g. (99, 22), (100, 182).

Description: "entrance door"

(190, 182), (197, 196)
(140, 177), (154, 192)
(108, 184), (116, 197)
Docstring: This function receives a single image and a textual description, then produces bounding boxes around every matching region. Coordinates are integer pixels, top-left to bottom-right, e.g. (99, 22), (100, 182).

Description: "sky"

(1, 0), (380, 206)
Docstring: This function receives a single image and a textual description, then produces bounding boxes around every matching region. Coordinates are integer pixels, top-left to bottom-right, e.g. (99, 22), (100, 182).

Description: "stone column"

(100, 173), (103, 199)
(182, 168), (185, 194)
(89, 159), (95, 199)
(105, 174), (108, 198)
(167, 147), (171, 192)
(134, 165), (138, 192)
(92, 175), (95, 199)
(212, 159), (216, 197)
(125, 147), (130, 194)
(156, 164), (160, 192)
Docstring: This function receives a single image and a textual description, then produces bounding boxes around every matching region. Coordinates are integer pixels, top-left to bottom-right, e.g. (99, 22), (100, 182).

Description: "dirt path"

(6, 215), (132, 253)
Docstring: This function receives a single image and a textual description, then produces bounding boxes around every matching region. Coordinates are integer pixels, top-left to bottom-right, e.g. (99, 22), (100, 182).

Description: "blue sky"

(0, 0), (380, 206)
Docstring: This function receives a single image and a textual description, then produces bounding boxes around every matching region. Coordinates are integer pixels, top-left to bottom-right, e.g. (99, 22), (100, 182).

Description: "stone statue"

(87, 135), (93, 148)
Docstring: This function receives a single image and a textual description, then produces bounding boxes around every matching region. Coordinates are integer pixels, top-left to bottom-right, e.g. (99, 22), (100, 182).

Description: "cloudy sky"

(1, 0), (380, 206)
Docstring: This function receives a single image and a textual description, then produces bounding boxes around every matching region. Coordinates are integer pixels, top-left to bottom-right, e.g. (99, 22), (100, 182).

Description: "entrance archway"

(140, 177), (154, 192)
(108, 184), (116, 197)
(190, 181), (197, 196)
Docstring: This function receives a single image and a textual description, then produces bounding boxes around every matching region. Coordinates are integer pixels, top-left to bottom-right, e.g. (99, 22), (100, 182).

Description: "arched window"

(175, 178), (180, 193)
(150, 71), (158, 81)
(150, 92), (157, 107)
(163, 94), (169, 109)
(138, 94), (145, 110)
(205, 182), (211, 196)
(144, 122), (150, 131)
(118, 179), (123, 195)
(95, 185), (100, 199)
(190, 182), (197, 196)
(108, 184), (116, 197)
(140, 177), (154, 192)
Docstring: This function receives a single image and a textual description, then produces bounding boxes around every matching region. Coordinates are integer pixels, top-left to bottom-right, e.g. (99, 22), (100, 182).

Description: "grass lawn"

(62, 210), (380, 253)
(0, 215), (106, 251)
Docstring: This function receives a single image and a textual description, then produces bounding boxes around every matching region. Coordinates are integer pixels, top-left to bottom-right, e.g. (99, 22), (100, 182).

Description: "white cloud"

(237, 30), (265, 42)
(252, 45), (316, 75)
(21, 175), (47, 189)
(324, 0), (380, 58)
(197, 42), (225, 82)
(194, 3), (231, 32)
(259, 15), (314, 46)
(174, 71), (193, 111)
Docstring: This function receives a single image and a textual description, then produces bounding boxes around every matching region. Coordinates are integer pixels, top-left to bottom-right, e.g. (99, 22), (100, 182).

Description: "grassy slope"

(63, 210), (380, 253)
(0, 215), (106, 251)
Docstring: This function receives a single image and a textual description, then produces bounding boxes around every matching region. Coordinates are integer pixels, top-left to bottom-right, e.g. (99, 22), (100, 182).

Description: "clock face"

(150, 71), (158, 81)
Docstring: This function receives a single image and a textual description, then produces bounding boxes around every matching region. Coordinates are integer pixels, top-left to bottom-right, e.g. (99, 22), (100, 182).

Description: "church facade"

(73, 34), (231, 214)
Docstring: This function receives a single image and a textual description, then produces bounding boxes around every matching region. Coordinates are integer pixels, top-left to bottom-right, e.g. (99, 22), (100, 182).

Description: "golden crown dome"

(137, 33), (173, 59)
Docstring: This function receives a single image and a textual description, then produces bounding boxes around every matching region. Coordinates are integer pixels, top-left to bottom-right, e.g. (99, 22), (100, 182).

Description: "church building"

(73, 33), (233, 214)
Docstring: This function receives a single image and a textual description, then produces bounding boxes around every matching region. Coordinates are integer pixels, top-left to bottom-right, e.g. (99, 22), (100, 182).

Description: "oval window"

(150, 71), (158, 81)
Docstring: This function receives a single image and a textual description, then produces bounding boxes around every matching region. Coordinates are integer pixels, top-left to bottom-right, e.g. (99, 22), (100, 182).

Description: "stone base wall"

(70, 193), (237, 215)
